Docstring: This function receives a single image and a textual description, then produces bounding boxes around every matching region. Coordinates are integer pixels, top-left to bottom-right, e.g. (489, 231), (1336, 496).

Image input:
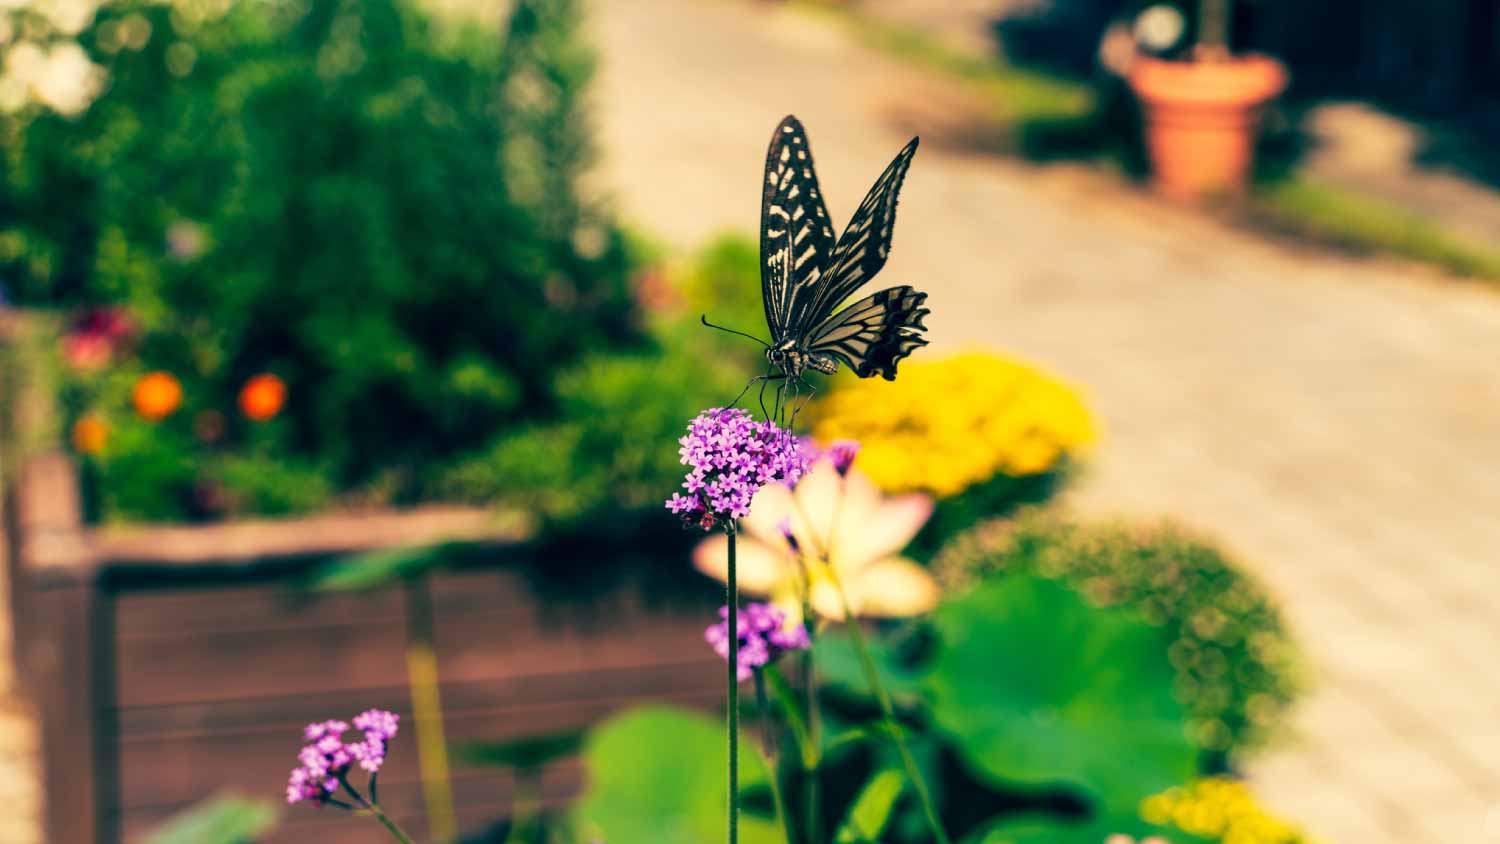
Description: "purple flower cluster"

(666, 408), (810, 530)
(705, 602), (811, 682)
(286, 709), (400, 805)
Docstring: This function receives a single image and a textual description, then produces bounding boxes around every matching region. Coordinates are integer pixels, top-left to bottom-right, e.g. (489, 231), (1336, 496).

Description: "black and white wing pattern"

(801, 136), (920, 329)
(804, 285), (929, 381)
(760, 115), (837, 344)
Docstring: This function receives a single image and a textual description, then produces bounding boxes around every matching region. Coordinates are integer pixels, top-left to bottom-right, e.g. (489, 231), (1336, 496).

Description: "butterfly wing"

(760, 115), (837, 344)
(804, 285), (929, 380)
(800, 136), (920, 330)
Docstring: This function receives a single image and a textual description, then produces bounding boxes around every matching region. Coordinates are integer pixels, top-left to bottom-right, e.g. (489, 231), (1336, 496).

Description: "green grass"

(1251, 177), (1500, 282)
(793, 1), (1096, 139)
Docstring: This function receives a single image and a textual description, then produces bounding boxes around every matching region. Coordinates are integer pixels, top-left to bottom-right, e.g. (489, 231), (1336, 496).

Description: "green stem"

(404, 575), (457, 844)
(835, 585), (950, 844)
(727, 524), (740, 844)
(369, 803), (419, 844)
(511, 767), (542, 844)
(801, 646), (820, 844)
(755, 672), (797, 844)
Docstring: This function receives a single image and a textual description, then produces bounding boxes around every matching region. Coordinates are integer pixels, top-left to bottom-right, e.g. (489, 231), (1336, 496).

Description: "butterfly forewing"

(760, 115), (837, 343)
(800, 137), (919, 334)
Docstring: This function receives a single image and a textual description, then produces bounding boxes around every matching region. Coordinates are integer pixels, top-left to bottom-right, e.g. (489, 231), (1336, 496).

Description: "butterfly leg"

(788, 375), (818, 427)
(755, 371), (788, 421)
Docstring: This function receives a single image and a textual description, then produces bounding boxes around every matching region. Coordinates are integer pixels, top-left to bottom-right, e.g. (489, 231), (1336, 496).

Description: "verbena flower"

(666, 407), (810, 531)
(827, 439), (860, 476)
(705, 602), (811, 681)
(695, 453), (939, 621)
(286, 710), (400, 805)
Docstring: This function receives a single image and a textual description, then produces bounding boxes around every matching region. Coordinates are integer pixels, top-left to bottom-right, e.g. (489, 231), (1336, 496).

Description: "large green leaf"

(145, 794), (279, 844)
(571, 706), (782, 844)
(925, 576), (1195, 813)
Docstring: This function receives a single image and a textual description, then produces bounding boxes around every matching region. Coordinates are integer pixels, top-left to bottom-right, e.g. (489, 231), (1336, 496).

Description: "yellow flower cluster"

(809, 351), (1096, 497)
(1140, 778), (1304, 844)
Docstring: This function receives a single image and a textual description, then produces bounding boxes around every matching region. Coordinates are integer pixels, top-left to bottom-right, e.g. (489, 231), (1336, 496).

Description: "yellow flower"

(809, 351), (1096, 498)
(1141, 778), (1303, 844)
(693, 459), (939, 621)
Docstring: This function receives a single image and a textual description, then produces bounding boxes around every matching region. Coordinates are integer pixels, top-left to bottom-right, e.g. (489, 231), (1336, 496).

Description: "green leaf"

(572, 706), (782, 844)
(835, 767), (905, 843)
(144, 794), (279, 844)
(925, 576), (1196, 813)
(305, 543), (466, 592)
(813, 628), (923, 705)
(457, 729), (585, 770)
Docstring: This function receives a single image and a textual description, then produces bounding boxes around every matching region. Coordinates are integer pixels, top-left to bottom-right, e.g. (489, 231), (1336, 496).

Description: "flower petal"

(843, 557), (941, 617)
(830, 489), (934, 576)
(692, 533), (794, 596)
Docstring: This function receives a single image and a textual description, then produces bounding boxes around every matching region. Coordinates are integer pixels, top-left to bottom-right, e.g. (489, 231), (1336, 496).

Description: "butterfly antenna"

(700, 314), (770, 348)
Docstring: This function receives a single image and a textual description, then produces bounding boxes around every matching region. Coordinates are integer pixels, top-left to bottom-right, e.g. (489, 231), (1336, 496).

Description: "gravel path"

(590, 2), (1500, 842)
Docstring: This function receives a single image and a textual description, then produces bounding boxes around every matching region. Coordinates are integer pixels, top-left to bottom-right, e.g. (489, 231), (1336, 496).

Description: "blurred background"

(1, 0), (1498, 843)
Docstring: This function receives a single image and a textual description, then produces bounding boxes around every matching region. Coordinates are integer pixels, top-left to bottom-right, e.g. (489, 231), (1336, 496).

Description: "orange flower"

(132, 372), (182, 421)
(71, 415), (107, 454)
(239, 373), (286, 421)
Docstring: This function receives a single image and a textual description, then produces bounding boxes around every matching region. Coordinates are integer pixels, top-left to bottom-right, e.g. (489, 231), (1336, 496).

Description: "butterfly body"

(758, 116), (930, 383)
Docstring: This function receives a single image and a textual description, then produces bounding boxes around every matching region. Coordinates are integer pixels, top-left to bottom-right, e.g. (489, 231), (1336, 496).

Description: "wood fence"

(1, 316), (725, 844)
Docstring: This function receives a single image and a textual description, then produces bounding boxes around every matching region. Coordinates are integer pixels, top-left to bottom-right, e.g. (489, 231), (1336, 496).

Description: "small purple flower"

(286, 709), (400, 805)
(666, 408), (810, 531)
(828, 439), (861, 477)
(705, 602), (810, 682)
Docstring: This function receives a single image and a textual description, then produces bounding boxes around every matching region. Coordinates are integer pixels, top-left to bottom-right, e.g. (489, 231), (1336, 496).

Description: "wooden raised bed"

(2, 318), (724, 844)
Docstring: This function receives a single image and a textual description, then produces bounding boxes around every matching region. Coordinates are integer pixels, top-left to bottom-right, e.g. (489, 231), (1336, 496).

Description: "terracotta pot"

(1128, 53), (1287, 201)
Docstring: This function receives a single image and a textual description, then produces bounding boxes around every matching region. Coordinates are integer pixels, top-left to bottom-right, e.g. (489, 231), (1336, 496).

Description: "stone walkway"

(589, 2), (1500, 842)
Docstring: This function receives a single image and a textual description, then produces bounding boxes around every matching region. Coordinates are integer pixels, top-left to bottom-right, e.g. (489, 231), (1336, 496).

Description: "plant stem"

(727, 524), (740, 844)
(404, 575), (457, 844)
(1198, 0), (1230, 55)
(368, 802), (420, 844)
(801, 645), (820, 844)
(833, 581), (950, 844)
(755, 672), (797, 844)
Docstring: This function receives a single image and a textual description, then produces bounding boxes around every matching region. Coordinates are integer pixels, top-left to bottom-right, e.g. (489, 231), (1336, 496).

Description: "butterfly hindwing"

(760, 115), (836, 343)
(805, 285), (929, 381)
(801, 137), (919, 330)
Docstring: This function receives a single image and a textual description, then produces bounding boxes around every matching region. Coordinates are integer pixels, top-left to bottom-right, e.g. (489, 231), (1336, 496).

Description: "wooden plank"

(114, 586), (715, 708)
(88, 505), (533, 568)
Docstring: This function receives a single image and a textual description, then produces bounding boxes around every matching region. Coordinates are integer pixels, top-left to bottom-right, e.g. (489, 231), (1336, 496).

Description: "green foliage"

(459, 729), (586, 770)
(571, 706), (781, 844)
(5, 0), (638, 520)
(835, 767), (905, 843)
(435, 236), (761, 528)
(926, 576), (1195, 814)
(934, 513), (1304, 763)
(144, 794), (279, 844)
(1251, 177), (1500, 284)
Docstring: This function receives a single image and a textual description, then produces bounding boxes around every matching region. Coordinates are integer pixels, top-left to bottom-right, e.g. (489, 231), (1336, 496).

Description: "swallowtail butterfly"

(759, 115), (929, 381)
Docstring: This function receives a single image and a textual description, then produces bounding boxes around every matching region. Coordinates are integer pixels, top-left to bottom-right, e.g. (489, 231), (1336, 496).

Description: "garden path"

(590, 2), (1500, 843)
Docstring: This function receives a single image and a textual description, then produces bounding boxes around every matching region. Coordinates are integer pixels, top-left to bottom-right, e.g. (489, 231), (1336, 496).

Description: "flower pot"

(1128, 53), (1287, 201)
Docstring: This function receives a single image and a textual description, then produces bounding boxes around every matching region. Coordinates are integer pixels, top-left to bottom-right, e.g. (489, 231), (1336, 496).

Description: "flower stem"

(754, 672), (796, 844)
(834, 582), (950, 844)
(727, 524), (740, 844)
(368, 802), (419, 844)
(801, 643), (820, 844)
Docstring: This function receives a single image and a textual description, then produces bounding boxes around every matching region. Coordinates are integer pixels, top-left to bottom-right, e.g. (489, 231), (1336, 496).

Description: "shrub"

(933, 513), (1304, 764)
(2, 0), (638, 519)
(808, 351), (1097, 554)
(434, 236), (762, 530)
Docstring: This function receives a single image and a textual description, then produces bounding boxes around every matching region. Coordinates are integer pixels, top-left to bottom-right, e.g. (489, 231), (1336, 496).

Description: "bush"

(933, 513), (1304, 764)
(2, 0), (638, 520)
(434, 234), (762, 530)
(808, 351), (1097, 555)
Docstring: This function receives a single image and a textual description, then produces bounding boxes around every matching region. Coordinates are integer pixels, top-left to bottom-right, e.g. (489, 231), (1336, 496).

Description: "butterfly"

(751, 115), (930, 383)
